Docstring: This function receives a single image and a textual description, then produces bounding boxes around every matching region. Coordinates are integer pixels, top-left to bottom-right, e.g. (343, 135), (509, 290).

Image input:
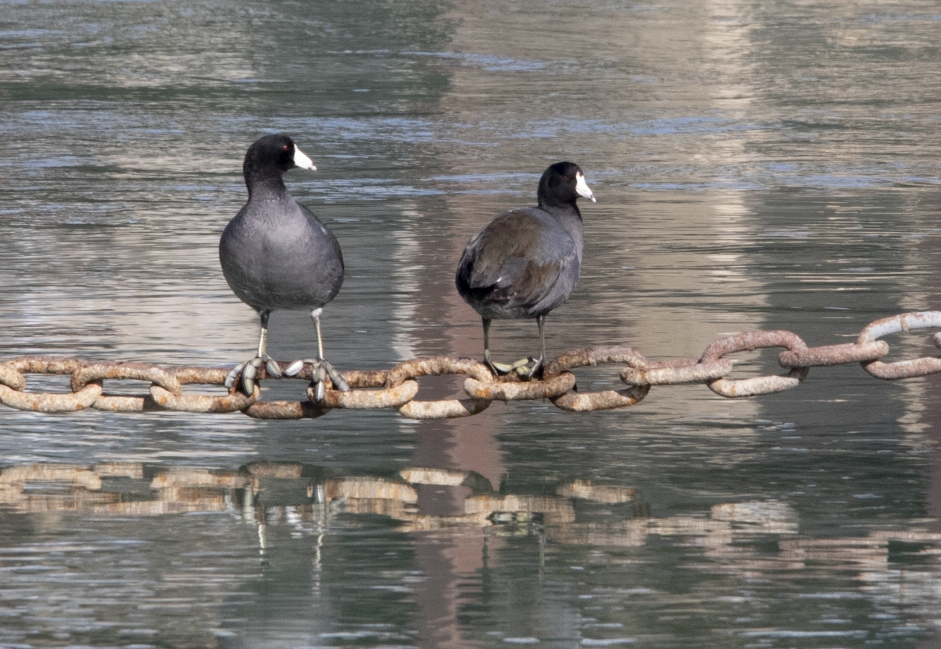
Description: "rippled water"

(2, 0), (941, 647)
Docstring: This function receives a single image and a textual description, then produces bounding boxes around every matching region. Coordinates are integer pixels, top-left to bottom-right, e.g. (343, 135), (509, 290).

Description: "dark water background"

(2, 0), (941, 647)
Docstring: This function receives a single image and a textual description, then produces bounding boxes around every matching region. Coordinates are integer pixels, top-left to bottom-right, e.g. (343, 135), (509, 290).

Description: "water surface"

(2, 0), (941, 647)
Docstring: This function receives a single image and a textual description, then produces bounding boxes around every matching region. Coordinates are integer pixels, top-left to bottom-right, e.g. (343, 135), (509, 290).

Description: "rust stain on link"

(8, 355), (86, 375)
(243, 399), (332, 420)
(865, 356), (941, 380)
(91, 394), (164, 413)
(0, 381), (103, 413)
(541, 346), (652, 412)
(1, 356), (105, 412)
(386, 356), (492, 387)
(543, 346), (647, 379)
(778, 341), (888, 368)
(384, 356), (494, 419)
(621, 358), (733, 386)
(398, 397), (491, 419)
(169, 366), (231, 386)
(857, 311), (941, 380)
(707, 371), (808, 398)
(72, 362), (183, 394)
(464, 372), (576, 401)
(701, 330), (810, 398)
(150, 385), (258, 413)
(552, 384), (650, 412)
(700, 331), (808, 362)
(317, 379), (419, 409)
(339, 369), (392, 388)
(0, 363), (26, 391)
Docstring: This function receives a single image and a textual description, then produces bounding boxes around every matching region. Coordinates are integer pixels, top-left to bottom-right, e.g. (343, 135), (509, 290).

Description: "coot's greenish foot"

(456, 162), (595, 380)
(219, 134), (347, 400)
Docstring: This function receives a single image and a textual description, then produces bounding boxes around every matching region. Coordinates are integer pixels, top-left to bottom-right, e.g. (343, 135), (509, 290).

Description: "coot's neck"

(539, 198), (583, 222)
(245, 172), (288, 199)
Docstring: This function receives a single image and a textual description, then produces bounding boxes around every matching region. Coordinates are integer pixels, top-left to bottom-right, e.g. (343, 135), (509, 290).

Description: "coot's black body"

(219, 133), (346, 396)
(456, 162), (595, 376)
(220, 134), (343, 313)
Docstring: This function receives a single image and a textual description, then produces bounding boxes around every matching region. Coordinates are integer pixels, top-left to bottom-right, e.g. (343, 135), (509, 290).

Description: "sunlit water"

(2, 0), (941, 647)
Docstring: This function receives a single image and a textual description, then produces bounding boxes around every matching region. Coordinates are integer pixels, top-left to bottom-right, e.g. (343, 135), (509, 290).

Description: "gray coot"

(219, 133), (348, 399)
(455, 162), (596, 378)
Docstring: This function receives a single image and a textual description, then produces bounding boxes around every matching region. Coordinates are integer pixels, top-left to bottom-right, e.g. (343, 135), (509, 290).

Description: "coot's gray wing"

(456, 208), (579, 318)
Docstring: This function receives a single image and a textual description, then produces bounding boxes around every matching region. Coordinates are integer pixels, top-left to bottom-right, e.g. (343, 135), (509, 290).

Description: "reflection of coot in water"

(456, 162), (596, 378)
(219, 133), (347, 399)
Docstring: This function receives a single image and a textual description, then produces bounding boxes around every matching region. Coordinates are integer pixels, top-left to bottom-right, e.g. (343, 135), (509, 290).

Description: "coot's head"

(243, 133), (315, 189)
(537, 161), (595, 208)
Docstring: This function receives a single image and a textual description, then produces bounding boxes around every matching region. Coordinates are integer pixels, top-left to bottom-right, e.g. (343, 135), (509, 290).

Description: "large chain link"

(1, 311), (939, 419)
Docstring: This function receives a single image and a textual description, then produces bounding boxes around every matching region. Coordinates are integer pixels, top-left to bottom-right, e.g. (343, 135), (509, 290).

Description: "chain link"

(701, 330), (810, 398)
(857, 311), (941, 379)
(1, 311), (939, 419)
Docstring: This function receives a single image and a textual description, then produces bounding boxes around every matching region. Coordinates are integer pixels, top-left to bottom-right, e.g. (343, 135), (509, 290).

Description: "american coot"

(455, 162), (596, 378)
(219, 133), (348, 399)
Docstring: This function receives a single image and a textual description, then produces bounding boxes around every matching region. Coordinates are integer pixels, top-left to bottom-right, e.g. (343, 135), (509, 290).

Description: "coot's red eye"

(283, 144), (290, 151)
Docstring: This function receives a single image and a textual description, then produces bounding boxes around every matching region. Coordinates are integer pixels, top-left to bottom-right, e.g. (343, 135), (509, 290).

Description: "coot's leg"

(225, 310), (284, 395)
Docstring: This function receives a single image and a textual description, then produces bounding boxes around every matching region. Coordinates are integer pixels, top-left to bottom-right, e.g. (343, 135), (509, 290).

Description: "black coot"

(455, 162), (595, 378)
(219, 133), (347, 399)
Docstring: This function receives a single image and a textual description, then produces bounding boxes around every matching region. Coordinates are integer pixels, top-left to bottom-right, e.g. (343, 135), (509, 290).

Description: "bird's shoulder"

(471, 207), (572, 256)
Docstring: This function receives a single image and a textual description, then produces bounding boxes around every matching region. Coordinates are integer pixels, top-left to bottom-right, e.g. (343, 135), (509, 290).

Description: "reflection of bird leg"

(284, 308), (350, 402)
(225, 310), (284, 395)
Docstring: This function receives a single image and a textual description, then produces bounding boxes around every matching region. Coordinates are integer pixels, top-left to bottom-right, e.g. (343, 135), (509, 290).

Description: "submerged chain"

(1, 311), (940, 419)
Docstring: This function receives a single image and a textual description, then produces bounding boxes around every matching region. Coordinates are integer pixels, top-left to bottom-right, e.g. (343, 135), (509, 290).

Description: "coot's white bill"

(293, 145), (316, 170)
(575, 171), (595, 203)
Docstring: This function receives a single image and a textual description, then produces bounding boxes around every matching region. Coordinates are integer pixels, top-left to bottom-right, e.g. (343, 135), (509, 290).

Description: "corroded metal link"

(398, 397), (492, 419)
(386, 356), (493, 387)
(386, 356), (494, 419)
(464, 372), (576, 401)
(543, 346), (652, 411)
(0, 382), (103, 413)
(702, 331), (810, 398)
(148, 364), (257, 413)
(778, 341), (888, 369)
(0, 356), (101, 413)
(169, 366), (232, 385)
(858, 311), (941, 380)
(72, 361), (183, 394)
(243, 399), (331, 420)
(0, 363), (25, 391)
(317, 374), (420, 409)
(150, 385), (258, 413)
(543, 346), (648, 379)
(8, 355), (86, 375)
(552, 384), (650, 412)
(621, 358), (733, 386)
(86, 363), (220, 413)
(92, 394), (164, 413)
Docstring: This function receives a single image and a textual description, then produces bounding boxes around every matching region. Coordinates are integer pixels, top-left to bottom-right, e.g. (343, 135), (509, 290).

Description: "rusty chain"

(1, 311), (939, 420)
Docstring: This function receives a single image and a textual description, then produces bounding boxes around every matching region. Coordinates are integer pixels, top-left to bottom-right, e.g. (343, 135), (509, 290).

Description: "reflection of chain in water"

(5, 459), (941, 595)
(0, 311), (939, 418)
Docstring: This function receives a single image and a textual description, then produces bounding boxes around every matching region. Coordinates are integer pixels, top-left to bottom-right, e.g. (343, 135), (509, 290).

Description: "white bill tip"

(575, 171), (595, 203)
(293, 145), (316, 171)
